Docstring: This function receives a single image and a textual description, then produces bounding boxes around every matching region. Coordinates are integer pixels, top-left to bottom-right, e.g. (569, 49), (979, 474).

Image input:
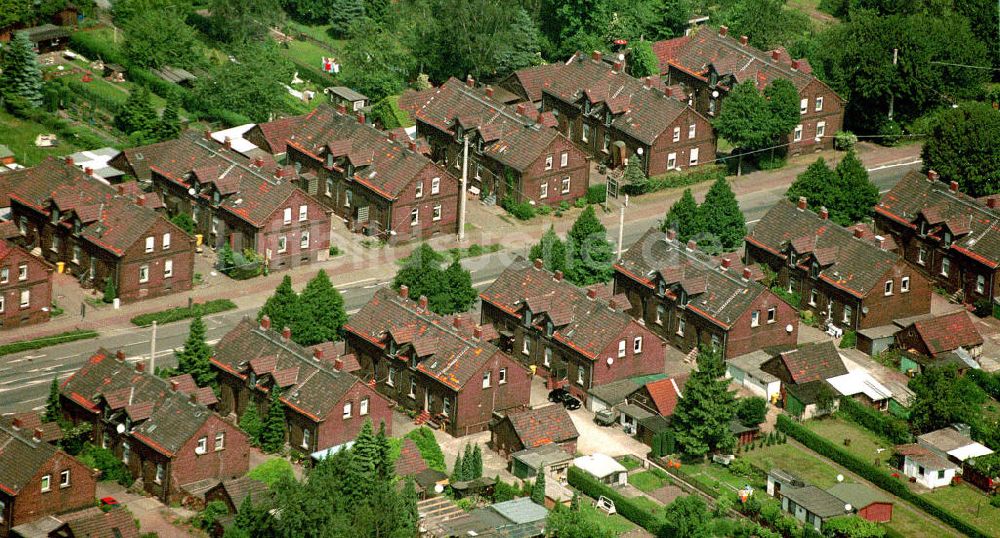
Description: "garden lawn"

(741, 443), (841, 488)
(617, 455), (642, 471)
(922, 482), (1000, 537)
(577, 500), (637, 535)
(681, 461), (759, 494)
(283, 38), (333, 71)
(628, 469), (670, 493)
(804, 417), (893, 466)
(0, 110), (83, 166)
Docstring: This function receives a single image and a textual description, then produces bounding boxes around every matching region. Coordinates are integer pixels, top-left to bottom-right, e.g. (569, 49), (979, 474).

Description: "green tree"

(452, 452), (466, 482)
(348, 420), (379, 496)
(328, 0), (365, 38)
(282, 0), (332, 23)
(461, 443), (474, 480)
(831, 150), (879, 225)
(540, 0), (615, 58)
(921, 102), (1000, 197)
(441, 259), (478, 315)
(763, 79), (801, 143)
(698, 177), (745, 251)
(102, 277), (117, 303)
(470, 443), (483, 479)
(712, 81), (773, 175)
(193, 43), (291, 123)
(291, 270), (347, 346)
(545, 503), (616, 538)
(239, 402), (263, 445)
(529, 226), (569, 273)
(719, 0), (810, 50)
(658, 495), (711, 538)
(363, 0), (390, 26)
(171, 212), (196, 235)
(209, 0), (281, 43)
(44, 376), (61, 423)
(494, 7), (543, 75)
(122, 8), (201, 69)
(260, 388), (286, 453)
(652, 0), (692, 39)
(115, 87), (158, 137)
(155, 95), (183, 142)
(175, 316), (216, 387)
(822, 516), (886, 538)
(566, 205), (614, 286)
(785, 157), (838, 216)
(671, 347), (737, 458)
(393, 244), (476, 315)
(628, 40), (659, 78)
(736, 396), (768, 426)
(340, 18), (415, 101)
(0, 0), (32, 30)
(374, 421), (392, 480)
(531, 470), (546, 504)
(258, 275), (299, 335)
(662, 189), (702, 241)
(0, 31), (43, 107)
(623, 153), (648, 193)
(909, 364), (987, 434)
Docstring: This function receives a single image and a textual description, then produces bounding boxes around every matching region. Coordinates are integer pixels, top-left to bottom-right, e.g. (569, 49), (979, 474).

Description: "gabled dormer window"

(788, 251), (796, 267)
(346, 164), (355, 177)
(943, 231), (952, 246)
(605, 112), (612, 127)
(326, 153), (334, 167)
(249, 372), (257, 387)
(50, 207), (60, 224)
(810, 262), (819, 279)
(919, 220), (927, 236)
(213, 191), (221, 204)
(456, 125), (464, 142)
(658, 280), (666, 296)
(388, 340), (397, 356)
(546, 321), (554, 337)
(476, 137), (484, 153)
(523, 309), (533, 327)
(678, 290), (688, 306)
(583, 101), (591, 114)
(73, 219), (82, 235)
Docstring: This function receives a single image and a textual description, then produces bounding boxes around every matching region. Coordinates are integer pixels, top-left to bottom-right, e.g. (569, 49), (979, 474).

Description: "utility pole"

(458, 135), (469, 242)
(888, 48), (898, 120)
(149, 321), (157, 373)
(617, 195), (628, 259)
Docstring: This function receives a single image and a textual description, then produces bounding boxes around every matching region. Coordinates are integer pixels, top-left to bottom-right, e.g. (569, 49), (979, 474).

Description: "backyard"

(0, 110), (85, 166)
(804, 417), (894, 468)
(921, 482), (1000, 537)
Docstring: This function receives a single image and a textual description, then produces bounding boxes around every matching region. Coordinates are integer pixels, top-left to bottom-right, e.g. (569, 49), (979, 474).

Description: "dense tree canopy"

(699, 176), (746, 252)
(628, 40), (658, 78)
(194, 44), (291, 122)
(566, 205), (614, 285)
(340, 18), (415, 101)
(718, 0), (811, 51)
(176, 316), (216, 387)
(529, 226), (569, 274)
(909, 364), (987, 434)
(786, 151), (879, 226)
(209, 0), (282, 44)
(392, 244), (478, 315)
(123, 8), (202, 69)
(662, 189), (702, 241)
(921, 102), (1000, 197)
(292, 270), (347, 346)
(1, 31), (44, 108)
(671, 347), (737, 458)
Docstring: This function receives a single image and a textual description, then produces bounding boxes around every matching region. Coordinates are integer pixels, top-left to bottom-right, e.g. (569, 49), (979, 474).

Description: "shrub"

(501, 197), (536, 220)
(567, 466), (665, 533)
(194, 500), (228, 529)
(573, 197), (587, 208)
(217, 245), (266, 280)
(585, 184), (607, 205)
(78, 444), (134, 486)
(967, 370), (1000, 401)
(405, 427), (446, 473)
(130, 299), (237, 327)
(838, 397), (912, 444)
(171, 213), (196, 235)
(736, 397), (768, 426)
(536, 204), (552, 216)
(839, 330), (857, 349)
(493, 476), (520, 503)
(834, 130), (858, 151)
(0, 329), (98, 356)
(974, 298), (993, 318)
(247, 458), (295, 487)
(102, 277), (117, 303)
(642, 164), (726, 194)
(878, 120), (903, 146)
(729, 458), (753, 477)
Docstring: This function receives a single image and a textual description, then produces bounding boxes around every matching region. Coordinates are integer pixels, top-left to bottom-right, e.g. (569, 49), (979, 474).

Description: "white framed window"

(711, 334), (720, 350)
(655, 305), (665, 325)
(0, 499), (5, 523)
(560, 152), (568, 167)
(581, 123), (590, 142)
(522, 337), (531, 355)
(617, 340), (626, 358)
(816, 121), (826, 139)
(843, 304), (853, 324)
(145, 236), (154, 253)
(976, 274), (985, 294)
(561, 177), (571, 194)
(215, 431), (225, 451)
(431, 177), (440, 194)
(19, 290), (29, 308)
(196, 437), (207, 454)
(545, 155), (553, 170)
(299, 205), (308, 221)
(164, 259), (173, 278)
(410, 208), (419, 226)
(672, 126), (681, 142)
(688, 124), (696, 139)
(482, 371), (491, 388)
(0, 295), (5, 313)
(433, 204), (442, 221)
(800, 98), (808, 114)
(1, 267), (8, 283)
(540, 183), (548, 199)
(300, 231), (310, 249)
(689, 147), (699, 166)
(667, 153), (677, 170)
(901, 276), (910, 293)
(815, 97), (824, 111)
(941, 257), (951, 276)
(576, 367), (585, 385)
(41, 474), (51, 492)
(18, 263), (26, 281)
(944, 231), (953, 246)
(793, 125), (803, 142)
(499, 367), (507, 384)
(677, 317), (685, 336)
(325, 178), (334, 197)
(767, 307), (776, 323)
(211, 217), (219, 236)
(442, 398), (451, 416)
(283, 208), (292, 224)
(155, 464), (164, 484)
(408, 378), (416, 398)
(277, 235), (287, 253)
(633, 336), (643, 354)
(917, 247), (927, 265)
(751, 310), (760, 327)
(301, 429), (311, 449)
(360, 397), (369, 416)
(51, 235), (59, 252)
(122, 442), (130, 463)
(415, 181), (424, 198)
(543, 347), (552, 367)
(809, 288), (818, 306)
(60, 470), (70, 487)
(343, 402), (353, 418)
(138, 264), (149, 283)
(162, 233), (171, 250)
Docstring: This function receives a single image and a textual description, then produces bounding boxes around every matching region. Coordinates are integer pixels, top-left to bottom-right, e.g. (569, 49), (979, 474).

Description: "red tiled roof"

(505, 404), (578, 448)
(763, 341), (848, 384)
(255, 116), (306, 154)
(912, 311), (983, 356)
(645, 375), (688, 416)
(394, 437), (430, 477)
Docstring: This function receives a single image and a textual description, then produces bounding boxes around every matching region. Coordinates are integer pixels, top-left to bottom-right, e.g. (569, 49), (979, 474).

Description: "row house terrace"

(344, 287), (531, 437)
(0, 238), (53, 329)
(653, 26), (845, 154)
(875, 170), (1000, 306)
(746, 198), (932, 332)
(0, 158), (194, 303)
(614, 227), (798, 360)
(210, 316), (393, 456)
(538, 51), (716, 178)
(0, 424), (96, 538)
(497, 63), (563, 106)
(405, 77), (590, 207)
(130, 132), (332, 271)
(479, 258), (667, 403)
(280, 105), (459, 242)
(59, 350), (248, 503)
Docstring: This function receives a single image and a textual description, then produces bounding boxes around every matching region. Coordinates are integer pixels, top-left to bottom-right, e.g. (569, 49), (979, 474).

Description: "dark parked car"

(548, 388), (581, 410)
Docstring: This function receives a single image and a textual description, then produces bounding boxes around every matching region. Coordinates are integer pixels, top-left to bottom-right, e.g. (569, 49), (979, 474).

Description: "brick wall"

(388, 163), (460, 241)
(163, 416), (250, 502)
(518, 135), (590, 206)
(117, 217), (195, 303)
(454, 352), (531, 437)
(254, 189), (332, 270)
(723, 290), (799, 358)
(311, 382), (393, 453)
(4, 451), (96, 536)
(645, 109), (716, 177)
(0, 244), (53, 329)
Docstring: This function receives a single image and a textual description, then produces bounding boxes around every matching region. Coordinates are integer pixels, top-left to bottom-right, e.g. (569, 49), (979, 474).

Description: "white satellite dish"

(434, 483), (444, 494)
(785, 324), (794, 333)
(606, 357), (614, 366)
(836, 474), (844, 482)
(636, 147), (644, 155)
(844, 503), (853, 512)
(188, 187), (196, 196)
(116, 423), (126, 434)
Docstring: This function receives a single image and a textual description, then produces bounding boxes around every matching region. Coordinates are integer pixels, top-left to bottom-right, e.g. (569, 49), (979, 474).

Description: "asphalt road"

(0, 162), (920, 413)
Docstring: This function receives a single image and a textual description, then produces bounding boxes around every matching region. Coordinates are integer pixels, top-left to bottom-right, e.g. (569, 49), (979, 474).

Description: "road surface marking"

(339, 277), (377, 288)
(866, 159), (922, 172)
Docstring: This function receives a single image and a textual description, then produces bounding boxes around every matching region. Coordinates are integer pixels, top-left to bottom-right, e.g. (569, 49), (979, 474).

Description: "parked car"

(548, 388), (582, 410)
(594, 408), (618, 426)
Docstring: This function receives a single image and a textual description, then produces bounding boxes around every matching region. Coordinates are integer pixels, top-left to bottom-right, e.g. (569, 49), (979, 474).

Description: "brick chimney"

(591, 50), (602, 62)
(33, 428), (43, 441)
(282, 326), (291, 341)
(313, 348), (323, 360)
(721, 257), (732, 270)
(260, 315), (271, 330)
(254, 158), (265, 167)
(466, 75), (475, 88)
(875, 235), (889, 250)
(337, 103), (347, 114)
(517, 103), (528, 117)
(819, 207), (829, 220)
(274, 167), (285, 179)
(203, 130), (212, 141)
(135, 361), (145, 372)
(473, 326), (483, 340)
(136, 195), (145, 207)
(797, 196), (807, 210)
(686, 239), (697, 251)
(170, 380), (179, 391)
(609, 298), (620, 311)
(644, 76), (653, 89)
(612, 61), (624, 72)
(356, 112), (365, 125)
(389, 131), (398, 142)
(223, 136), (233, 150)
(84, 167), (94, 176)
(408, 140), (417, 152)
(399, 285), (409, 299)
(587, 288), (598, 300)
(742, 267), (752, 281)
(533, 258), (544, 270)
(987, 198), (999, 209)
(117, 184), (125, 195)
(666, 229), (677, 242)
(791, 60), (800, 71)
(853, 227), (865, 239)
(554, 270), (564, 282)
(189, 393), (197, 404)
(116, 350), (126, 362)
(333, 358), (344, 371)
(664, 86), (673, 98)
(64, 156), (74, 166)
(719, 26), (728, 37)
(771, 50), (780, 61)
(485, 86), (494, 98)
(11, 417), (22, 429)
(949, 181), (959, 193)
(453, 316), (462, 329)
(927, 170), (939, 181)
(418, 295), (429, 311)
(740, 35), (749, 46)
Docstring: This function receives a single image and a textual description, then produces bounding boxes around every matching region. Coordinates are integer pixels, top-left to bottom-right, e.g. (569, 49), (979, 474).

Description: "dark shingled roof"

(617, 227), (781, 328)
(480, 258), (639, 359)
(877, 170), (1000, 268)
(58, 506), (139, 538)
(395, 437), (430, 478)
(782, 485), (851, 518)
(0, 423), (63, 495)
(504, 63), (563, 102)
(345, 288), (510, 390)
(0, 411), (63, 443)
(762, 341), (848, 385)
(253, 116), (307, 154)
(747, 199), (901, 298)
(910, 310), (983, 356)
(504, 404), (579, 449)
(215, 476), (269, 511)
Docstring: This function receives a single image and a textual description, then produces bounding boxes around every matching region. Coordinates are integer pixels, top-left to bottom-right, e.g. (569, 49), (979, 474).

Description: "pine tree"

(698, 177), (746, 251)
(363, 0), (390, 26)
(531, 470), (546, 505)
(328, 0), (365, 38)
(831, 149), (879, 226)
(470, 444), (483, 479)
(239, 402), (263, 445)
(1, 31), (43, 107)
(292, 270), (347, 346)
(528, 226), (568, 274)
(785, 157), (837, 216)
(566, 206), (614, 286)
(662, 189), (702, 241)
(451, 452), (466, 482)
(44, 376), (61, 423)
(102, 277), (117, 303)
(348, 420), (378, 496)
(440, 259), (477, 315)
(258, 275), (298, 335)
(374, 421), (392, 480)
(401, 478), (419, 527)
(494, 7), (542, 75)
(670, 347), (737, 458)
(115, 86), (158, 136)
(176, 316), (216, 387)
(461, 444), (474, 480)
(393, 244), (475, 315)
(260, 388), (286, 453)
(623, 153), (648, 193)
(155, 94), (182, 142)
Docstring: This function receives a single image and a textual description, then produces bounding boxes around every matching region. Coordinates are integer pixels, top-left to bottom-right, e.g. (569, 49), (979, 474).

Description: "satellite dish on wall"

(636, 148), (644, 155)
(785, 324), (794, 333)
(188, 188), (196, 196)
(607, 357), (614, 366)
(434, 483), (444, 494)
(844, 504), (853, 512)
(116, 423), (126, 434)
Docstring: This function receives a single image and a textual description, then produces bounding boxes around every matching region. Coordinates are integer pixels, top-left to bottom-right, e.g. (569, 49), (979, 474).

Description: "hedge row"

(635, 164), (727, 195)
(776, 414), (989, 538)
(967, 370), (1000, 401)
(130, 299), (237, 327)
(0, 329), (99, 356)
(837, 397), (913, 444)
(567, 465), (665, 533)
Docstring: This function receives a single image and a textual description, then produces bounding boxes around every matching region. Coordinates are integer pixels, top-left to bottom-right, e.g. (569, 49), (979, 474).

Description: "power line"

(929, 60), (1000, 71)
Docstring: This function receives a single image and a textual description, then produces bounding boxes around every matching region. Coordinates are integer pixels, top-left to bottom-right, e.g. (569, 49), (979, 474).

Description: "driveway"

(97, 482), (200, 538)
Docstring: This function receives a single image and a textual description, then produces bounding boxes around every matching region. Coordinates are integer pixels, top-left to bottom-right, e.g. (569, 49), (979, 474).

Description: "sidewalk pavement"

(1, 143), (922, 346)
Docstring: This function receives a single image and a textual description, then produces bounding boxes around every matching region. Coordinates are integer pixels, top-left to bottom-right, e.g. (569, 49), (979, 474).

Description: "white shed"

(573, 453), (627, 486)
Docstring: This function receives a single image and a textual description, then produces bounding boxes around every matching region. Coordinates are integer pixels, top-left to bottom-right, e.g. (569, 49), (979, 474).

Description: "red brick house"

(59, 350), (249, 503)
(345, 287), (531, 437)
(875, 170), (1000, 307)
(405, 78), (590, 207)
(614, 227), (798, 359)
(746, 198), (931, 331)
(0, 158), (195, 303)
(534, 51), (715, 178)
(490, 404), (579, 457)
(761, 341), (849, 419)
(210, 317), (394, 456)
(0, 425), (96, 538)
(0, 238), (53, 329)
(653, 26), (844, 154)
(480, 258), (667, 403)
